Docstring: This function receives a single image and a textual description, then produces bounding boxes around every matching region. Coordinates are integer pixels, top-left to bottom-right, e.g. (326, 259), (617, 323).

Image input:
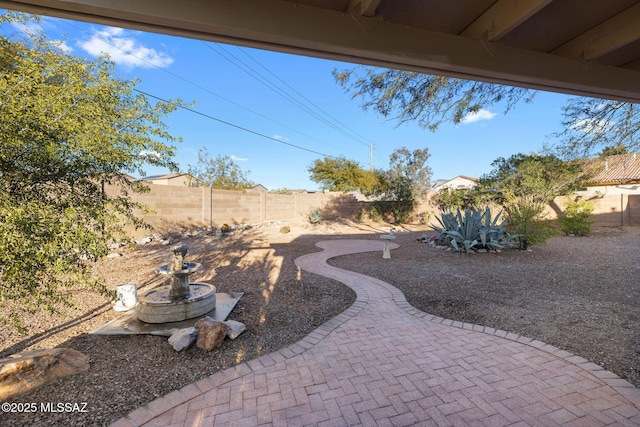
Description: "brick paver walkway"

(113, 239), (640, 426)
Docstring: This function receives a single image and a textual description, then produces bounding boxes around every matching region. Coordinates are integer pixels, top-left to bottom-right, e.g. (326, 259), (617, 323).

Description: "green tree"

(598, 142), (628, 158)
(369, 147), (432, 223)
(481, 154), (584, 205)
(334, 66), (639, 158)
(188, 147), (252, 190)
(433, 188), (469, 212)
(480, 153), (583, 248)
(0, 13), (182, 329)
(308, 156), (377, 192)
(333, 68), (534, 131)
(550, 99), (639, 159)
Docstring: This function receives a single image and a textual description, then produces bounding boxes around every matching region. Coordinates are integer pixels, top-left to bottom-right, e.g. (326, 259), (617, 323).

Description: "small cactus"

(279, 225), (291, 233)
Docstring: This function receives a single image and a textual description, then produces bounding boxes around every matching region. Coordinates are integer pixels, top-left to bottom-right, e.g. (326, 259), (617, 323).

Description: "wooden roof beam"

(460, 0), (553, 41)
(552, 3), (640, 60)
(360, 0), (381, 17)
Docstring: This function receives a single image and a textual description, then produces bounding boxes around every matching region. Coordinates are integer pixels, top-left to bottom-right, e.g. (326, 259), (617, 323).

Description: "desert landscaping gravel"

(0, 220), (638, 426)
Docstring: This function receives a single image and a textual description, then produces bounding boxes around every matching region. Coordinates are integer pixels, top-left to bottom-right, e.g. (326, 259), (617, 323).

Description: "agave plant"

(432, 207), (509, 253)
(308, 208), (323, 224)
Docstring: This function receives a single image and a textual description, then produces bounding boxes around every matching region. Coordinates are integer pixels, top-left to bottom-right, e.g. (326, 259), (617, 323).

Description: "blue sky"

(3, 12), (573, 191)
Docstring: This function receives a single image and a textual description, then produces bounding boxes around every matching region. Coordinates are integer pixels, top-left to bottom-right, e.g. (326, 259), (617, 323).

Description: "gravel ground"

(0, 220), (638, 426)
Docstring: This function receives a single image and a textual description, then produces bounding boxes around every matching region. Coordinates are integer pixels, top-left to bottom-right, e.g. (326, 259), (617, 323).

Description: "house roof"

(432, 175), (479, 190)
(4, 0), (640, 103)
(247, 184), (268, 192)
(583, 153), (640, 185)
(456, 175), (480, 183)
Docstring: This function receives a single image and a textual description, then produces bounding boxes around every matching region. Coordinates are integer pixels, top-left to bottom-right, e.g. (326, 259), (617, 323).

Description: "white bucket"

(113, 283), (138, 311)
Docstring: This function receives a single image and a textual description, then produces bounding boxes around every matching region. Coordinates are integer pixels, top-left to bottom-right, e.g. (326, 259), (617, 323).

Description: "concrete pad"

(90, 292), (243, 336)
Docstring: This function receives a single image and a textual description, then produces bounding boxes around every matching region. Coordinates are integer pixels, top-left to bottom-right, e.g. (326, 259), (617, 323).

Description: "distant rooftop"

(583, 153), (640, 185)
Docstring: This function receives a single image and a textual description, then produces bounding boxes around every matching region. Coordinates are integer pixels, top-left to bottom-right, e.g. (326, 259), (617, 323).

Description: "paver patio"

(113, 239), (640, 426)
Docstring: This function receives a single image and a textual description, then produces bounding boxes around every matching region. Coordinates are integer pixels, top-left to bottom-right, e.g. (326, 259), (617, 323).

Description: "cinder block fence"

(107, 184), (639, 235)
(105, 184), (363, 234)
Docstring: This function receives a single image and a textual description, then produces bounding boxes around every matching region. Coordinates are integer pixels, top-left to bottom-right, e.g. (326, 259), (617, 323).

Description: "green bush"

(433, 188), (468, 211)
(431, 207), (510, 253)
(360, 205), (382, 222)
(559, 197), (594, 236)
(370, 200), (415, 224)
(505, 200), (557, 249)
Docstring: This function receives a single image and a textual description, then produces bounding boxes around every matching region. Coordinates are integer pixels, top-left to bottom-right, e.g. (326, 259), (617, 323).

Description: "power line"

(202, 43), (363, 157)
(56, 19), (366, 160)
(134, 89), (336, 158)
(208, 42), (374, 149)
(237, 47), (378, 148)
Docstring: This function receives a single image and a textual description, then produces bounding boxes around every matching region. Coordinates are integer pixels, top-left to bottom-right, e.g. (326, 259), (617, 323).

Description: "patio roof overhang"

(1, 0), (639, 102)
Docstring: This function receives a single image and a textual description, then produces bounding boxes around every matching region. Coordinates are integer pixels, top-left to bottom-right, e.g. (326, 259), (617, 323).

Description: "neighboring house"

(431, 175), (479, 193)
(579, 153), (640, 196)
(138, 173), (201, 187)
(247, 184), (268, 193)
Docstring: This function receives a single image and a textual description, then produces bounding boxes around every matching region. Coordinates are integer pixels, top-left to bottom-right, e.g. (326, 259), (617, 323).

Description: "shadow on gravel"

(0, 229), (359, 426)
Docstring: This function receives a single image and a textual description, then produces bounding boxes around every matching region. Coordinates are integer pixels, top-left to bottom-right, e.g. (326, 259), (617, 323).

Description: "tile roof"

(583, 153), (640, 185)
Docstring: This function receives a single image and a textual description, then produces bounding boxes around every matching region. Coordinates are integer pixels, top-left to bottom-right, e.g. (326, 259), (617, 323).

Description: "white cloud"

(461, 108), (497, 124)
(10, 21), (43, 35)
(272, 135), (290, 142)
(231, 155), (248, 162)
(78, 27), (173, 69)
(139, 150), (161, 159)
(570, 118), (614, 134)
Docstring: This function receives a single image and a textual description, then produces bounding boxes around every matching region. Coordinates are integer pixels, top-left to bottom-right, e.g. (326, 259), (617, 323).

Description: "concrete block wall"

(106, 184), (639, 235)
(105, 184), (364, 234)
(550, 194), (639, 227)
(421, 194), (640, 228)
(629, 195), (640, 226)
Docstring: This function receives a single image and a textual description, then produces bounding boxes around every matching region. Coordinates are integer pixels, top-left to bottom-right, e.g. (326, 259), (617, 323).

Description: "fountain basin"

(136, 283), (217, 323)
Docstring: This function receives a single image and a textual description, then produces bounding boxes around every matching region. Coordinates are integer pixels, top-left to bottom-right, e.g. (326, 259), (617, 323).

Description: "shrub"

(504, 199), (557, 249)
(433, 188), (467, 211)
(416, 211), (431, 225)
(431, 207), (509, 253)
(371, 200), (415, 224)
(359, 205), (383, 222)
(432, 187), (502, 212)
(559, 197), (594, 236)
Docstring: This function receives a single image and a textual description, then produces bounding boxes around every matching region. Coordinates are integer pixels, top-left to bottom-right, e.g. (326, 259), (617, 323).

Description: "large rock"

(223, 320), (246, 340)
(195, 318), (228, 351)
(168, 327), (198, 351)
(0, 348), (89, 401)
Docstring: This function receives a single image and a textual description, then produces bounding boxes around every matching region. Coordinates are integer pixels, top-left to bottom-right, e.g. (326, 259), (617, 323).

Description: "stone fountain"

(136, 245), (217, 323)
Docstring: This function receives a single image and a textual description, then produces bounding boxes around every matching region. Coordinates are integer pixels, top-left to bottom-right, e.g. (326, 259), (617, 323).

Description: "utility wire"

(57, 19), (364, 160)
(208, 42), (373, 150)
(203, 43), (362, 157)
(135, 89), (336, 158)
(237, 46), (377, 148)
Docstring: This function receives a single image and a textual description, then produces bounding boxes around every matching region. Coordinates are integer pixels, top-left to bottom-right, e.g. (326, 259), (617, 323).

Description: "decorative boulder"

(0, 348), (89, 400)
(168, 327), (198, 351)
(195, 318), (229, 351)
(223, 320), (246, 340)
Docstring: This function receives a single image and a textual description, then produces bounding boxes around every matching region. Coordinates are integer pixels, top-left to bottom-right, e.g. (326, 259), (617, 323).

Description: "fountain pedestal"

(136, 245), (217, 323)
